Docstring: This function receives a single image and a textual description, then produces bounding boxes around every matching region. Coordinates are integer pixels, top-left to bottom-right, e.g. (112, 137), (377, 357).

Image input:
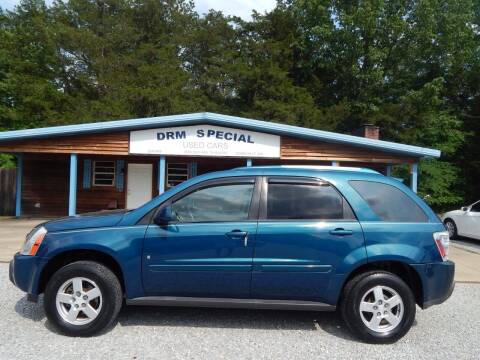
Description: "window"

(167, 163), (189, 188)
(470, 202), (480, 212)
(93, 161), (115, 186)
(171, 183), (254, 222)
(266, 181), (356, 220)
(349, 180), (428, 222)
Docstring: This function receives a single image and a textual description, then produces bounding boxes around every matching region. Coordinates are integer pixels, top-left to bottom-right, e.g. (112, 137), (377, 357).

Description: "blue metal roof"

(0, 112), (440, 158)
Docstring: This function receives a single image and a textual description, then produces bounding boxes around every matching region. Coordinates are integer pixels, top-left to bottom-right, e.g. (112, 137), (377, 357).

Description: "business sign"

(129, 125), (280, 158)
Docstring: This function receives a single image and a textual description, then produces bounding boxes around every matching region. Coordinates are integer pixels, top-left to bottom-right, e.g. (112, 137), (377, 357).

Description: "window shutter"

(189, 162), (197, 177)
(116, 160), (125, 191)
(82, 159), (92, 189)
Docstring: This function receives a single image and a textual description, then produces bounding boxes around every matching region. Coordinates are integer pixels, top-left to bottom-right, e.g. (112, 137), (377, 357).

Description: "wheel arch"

(38, 249), (126, 295)
(443, 217), (456, 225)
(339, 260), (424, 307)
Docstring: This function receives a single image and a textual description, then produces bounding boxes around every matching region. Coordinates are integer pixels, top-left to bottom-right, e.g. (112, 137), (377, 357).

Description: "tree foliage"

(0, 0), (479, 210)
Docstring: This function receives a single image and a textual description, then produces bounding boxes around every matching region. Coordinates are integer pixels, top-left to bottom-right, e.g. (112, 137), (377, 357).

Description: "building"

(0, 112), (440, 217)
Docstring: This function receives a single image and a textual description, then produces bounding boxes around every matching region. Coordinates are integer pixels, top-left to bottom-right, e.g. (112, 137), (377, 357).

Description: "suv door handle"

(225, 230), (249, 247)
(329, 228), (353, 236)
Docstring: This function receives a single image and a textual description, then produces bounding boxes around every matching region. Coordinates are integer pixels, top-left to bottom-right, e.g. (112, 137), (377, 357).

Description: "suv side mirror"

(461, 206), (469, 212)
(154, 206), (175, 226)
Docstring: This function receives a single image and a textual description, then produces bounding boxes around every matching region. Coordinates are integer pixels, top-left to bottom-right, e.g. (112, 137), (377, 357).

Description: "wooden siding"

(2, 129), (422, 216)
(0, 168), (16, 216)
(196, 157), (245, 175)
(76, 156), (126, 214)
(14, 152), (403, 217)
(76, 155), (160, 213)
(17, 154), (162, 216)
(0, 130), (419, 163)
(21, 155), (69, 217)
(280, 136), (417, 164)
(0, 132), (129, 155)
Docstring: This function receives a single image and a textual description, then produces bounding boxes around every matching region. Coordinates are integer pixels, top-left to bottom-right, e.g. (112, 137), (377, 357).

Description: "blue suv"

(9, 166), (454, 343)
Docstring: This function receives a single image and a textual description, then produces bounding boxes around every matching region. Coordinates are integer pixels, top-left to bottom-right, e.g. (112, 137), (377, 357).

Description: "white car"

(441, 200), (480, 240)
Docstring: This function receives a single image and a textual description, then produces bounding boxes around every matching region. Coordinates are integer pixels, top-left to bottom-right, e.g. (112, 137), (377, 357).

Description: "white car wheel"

(444, 219), (457, 239)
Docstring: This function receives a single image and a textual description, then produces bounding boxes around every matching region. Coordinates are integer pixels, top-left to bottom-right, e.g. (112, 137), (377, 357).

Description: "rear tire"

(340, 271), (416, 344)
(44, 261), (123, 337)
(444, 219), (457, 239)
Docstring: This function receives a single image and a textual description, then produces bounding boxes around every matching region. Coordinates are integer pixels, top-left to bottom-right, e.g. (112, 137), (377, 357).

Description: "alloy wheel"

(55, 277), (103, 325)
(359, 285), (404, 333)
(445, 221), (455, 238)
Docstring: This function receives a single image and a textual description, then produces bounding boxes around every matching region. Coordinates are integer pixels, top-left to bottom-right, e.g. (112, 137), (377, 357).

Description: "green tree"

(231, 6), (331, 130)
(51, 0), (199, 120)
(286, 0), (475, 210)
(0, 0), (69, 130)
(0, 0), (478, 211)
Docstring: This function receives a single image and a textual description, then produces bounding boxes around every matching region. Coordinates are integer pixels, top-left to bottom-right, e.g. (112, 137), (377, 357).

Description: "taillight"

(433, 231), (449, 261)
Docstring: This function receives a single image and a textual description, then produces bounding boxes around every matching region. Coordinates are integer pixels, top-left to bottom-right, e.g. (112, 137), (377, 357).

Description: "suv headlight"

(21, 226), (47, 256)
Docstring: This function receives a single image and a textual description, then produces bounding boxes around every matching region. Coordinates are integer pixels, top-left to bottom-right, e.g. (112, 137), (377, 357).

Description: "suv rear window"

(349, 180), (428, 222)
(266, 181), (356, 220)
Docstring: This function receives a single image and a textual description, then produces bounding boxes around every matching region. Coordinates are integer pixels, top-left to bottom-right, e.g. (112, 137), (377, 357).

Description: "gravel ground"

(0, 263), (478, 360)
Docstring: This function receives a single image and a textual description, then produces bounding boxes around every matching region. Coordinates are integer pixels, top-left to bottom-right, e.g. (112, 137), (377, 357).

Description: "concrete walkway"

(449, 244), (480, 283)
(0, 217), (478, 282)
(0, 217), (47, 262)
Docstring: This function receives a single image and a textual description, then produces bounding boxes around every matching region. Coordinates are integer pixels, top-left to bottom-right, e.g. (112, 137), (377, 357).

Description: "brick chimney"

(354, 124), (380, 140)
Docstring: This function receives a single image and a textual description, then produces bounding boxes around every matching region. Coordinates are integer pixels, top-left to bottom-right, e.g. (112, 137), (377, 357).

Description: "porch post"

(331, 161), (339, 166)
(158, 155), (166, 194)
(386, 165), (392, 177)
(68, 154), (77, 216)
(15, 154), (23, 217)
(246, 159), (252, 167)
(410, 163), (418, 193)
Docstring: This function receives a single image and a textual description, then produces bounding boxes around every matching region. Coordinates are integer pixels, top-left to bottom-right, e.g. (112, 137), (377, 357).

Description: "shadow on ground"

(14, 295), (45, 322)
(13, 294), (361, 341)
(118, 305), (358, 341)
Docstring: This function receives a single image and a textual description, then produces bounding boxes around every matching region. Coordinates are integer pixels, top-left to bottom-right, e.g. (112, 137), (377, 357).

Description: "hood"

(42, 209), (129, 233)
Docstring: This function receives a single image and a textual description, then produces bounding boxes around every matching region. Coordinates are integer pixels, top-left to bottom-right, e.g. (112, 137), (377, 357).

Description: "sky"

(0, 0), (277, 20)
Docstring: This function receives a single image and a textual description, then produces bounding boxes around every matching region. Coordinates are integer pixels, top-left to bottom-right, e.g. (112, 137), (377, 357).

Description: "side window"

(266, 181), (356, 220)
(470, 202), (480, 212)
(349, 180), (428, 222)
(167, 163), (190, 188)
(92, 160), (115, 186)
(171, 183), (254, 222)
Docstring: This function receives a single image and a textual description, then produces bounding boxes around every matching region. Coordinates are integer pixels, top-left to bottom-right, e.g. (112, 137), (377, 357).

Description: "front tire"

(340, 271), (416, 344)
(444, 219), (457, 239)
(44, 261), (123, 336)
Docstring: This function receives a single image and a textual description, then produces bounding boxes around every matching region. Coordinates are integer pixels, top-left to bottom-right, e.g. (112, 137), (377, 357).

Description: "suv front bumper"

(411, 260), (455, 309)
(9, 252), (48, 298)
